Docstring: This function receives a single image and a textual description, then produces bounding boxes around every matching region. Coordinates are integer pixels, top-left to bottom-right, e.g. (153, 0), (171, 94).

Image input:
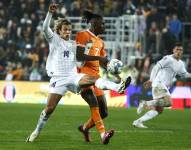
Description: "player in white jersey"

(133, 42), (191, 128)
(26, 3), (131, 144)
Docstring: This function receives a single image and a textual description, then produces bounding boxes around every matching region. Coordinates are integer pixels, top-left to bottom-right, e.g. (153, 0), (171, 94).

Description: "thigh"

(97, 95), (107, 111)
(80, 88), (98, 107)
(78, 75), (98, 88)
(47, 93), (62, 108)
(152, 83), (170, 99)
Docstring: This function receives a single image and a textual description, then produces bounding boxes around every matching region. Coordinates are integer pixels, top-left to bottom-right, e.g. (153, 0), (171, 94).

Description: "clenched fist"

(49, 3), (58, 13)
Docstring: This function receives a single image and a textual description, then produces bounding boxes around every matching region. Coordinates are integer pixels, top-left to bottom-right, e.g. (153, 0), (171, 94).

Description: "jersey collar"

(87, 29), (98, 38)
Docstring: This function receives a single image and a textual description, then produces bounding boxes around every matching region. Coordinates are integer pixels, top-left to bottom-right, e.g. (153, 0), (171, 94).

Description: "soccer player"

(26, 3), (130, 144)
(133, 42), (191, 128)
(75, 11), (131, 142)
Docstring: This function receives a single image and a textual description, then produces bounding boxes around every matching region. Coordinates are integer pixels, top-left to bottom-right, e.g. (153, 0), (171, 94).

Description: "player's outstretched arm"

(76, 46), (109, 66)
(42, 3), (57, 41)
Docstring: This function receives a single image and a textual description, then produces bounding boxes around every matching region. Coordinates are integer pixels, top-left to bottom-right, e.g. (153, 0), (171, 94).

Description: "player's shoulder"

(76, 30), (90, 36)
(162, 55), (173, 61)
(179, 59), (185, 66)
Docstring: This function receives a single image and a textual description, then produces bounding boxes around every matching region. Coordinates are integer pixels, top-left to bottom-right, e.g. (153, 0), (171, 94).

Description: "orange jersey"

(76, 30), (106, 76)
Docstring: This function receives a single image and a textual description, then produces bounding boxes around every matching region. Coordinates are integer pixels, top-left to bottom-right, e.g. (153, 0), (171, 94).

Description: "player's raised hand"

(49, 3), (58, 13)
(143, 80), (152, 89)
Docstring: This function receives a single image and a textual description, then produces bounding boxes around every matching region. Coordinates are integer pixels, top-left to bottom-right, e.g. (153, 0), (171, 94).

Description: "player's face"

(173, 46), (183, 60)
(93, 18), (105, 35)
(59, 24), (72, 40)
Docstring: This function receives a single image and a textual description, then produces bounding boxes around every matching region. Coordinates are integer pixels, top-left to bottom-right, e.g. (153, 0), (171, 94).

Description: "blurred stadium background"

(0, 0), (190, 108)
(0, 0), (191, 149)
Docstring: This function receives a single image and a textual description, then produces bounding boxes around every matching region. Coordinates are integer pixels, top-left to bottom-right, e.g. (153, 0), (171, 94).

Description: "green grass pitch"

(0, 103), (191, 150)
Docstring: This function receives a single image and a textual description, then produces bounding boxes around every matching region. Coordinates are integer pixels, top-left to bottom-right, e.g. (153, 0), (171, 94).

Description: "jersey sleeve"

(75, 32), (89, 47)
(42, 12), (54, 42)
(178, 62), (189, 78)
(100, 45), (106, 57)
(157, 56), (170, 68)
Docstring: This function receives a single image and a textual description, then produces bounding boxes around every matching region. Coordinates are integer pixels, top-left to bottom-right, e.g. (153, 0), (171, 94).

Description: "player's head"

(173, 42), (183, 60)
(83, 11), (105, 35)
(54, 18), (71, 40)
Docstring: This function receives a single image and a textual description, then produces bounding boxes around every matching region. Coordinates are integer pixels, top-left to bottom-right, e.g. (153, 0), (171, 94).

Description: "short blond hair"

(54, 18), (71, 34)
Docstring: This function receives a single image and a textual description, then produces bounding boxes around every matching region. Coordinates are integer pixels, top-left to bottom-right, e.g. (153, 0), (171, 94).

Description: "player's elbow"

(42, 25), (47, 33)
(76, 53), (85, 61)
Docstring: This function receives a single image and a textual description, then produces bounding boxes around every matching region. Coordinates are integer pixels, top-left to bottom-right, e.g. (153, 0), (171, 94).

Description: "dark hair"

(54, 18), (71, 34)
(175, 42), (182, 47)
(83, 10), (102, 24)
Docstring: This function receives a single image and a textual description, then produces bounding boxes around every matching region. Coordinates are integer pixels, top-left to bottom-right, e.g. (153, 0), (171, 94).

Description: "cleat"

(102, 129), (114, 145)
(78, 125), (91, 142)
(137, 100), (145, 115)
(26, 131), (39, 142)
(133, 120), (148, 129)
(117, 76), (131, 94)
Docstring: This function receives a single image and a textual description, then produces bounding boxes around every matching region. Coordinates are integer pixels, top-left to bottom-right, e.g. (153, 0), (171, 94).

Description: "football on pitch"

(107, 59), (123, 74)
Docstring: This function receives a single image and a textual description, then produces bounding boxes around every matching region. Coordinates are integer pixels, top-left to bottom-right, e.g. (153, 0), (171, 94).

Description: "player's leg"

(26, 84), (67, 142)
(97, 95), (108, 119)
(78, 75), (131, 94)
(133, 85), (170, 128)
(79, 88), (108, 135)
(137, 85), (171, 115)
(137, 83), (171, 115)
(26, 93), (62, 142)
(82, 88), (108, 127)
(79, 89), (106, 141)
(133, 106), (164, 128)
(78, 88), (113, 144)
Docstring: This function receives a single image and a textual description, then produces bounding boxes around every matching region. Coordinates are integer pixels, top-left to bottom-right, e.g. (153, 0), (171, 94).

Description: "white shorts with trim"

(49, 73), (85, 96)
(152, 82), (170, 99)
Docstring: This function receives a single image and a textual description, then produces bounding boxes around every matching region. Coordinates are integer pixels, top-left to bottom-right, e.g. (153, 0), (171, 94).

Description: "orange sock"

(90, 107), (105, 134)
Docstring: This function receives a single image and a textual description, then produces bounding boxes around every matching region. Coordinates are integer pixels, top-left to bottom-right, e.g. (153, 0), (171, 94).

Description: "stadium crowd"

(0, 0), (191, 83)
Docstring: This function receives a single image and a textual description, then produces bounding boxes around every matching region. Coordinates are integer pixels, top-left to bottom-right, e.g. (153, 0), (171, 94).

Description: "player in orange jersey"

(76, 11), (131, 144)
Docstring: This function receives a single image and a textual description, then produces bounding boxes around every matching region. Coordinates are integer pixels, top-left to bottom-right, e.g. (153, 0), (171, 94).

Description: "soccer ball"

(107, 59), (123, 74)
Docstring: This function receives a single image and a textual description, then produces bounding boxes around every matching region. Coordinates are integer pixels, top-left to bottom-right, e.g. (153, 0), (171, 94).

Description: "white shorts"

(152, 82), (170, 99)
(49, 73), (85, 96)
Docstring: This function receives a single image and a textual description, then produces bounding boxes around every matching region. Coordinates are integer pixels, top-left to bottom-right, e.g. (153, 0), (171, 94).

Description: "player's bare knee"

(155, 106), (164, 114)
(164, 96), (172, 107)
(45, 106), (56, 115)
(81, 89), (99, 107)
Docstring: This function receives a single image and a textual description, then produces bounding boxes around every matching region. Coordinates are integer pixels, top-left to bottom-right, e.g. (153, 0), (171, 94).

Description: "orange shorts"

(81, 86), (104, 96)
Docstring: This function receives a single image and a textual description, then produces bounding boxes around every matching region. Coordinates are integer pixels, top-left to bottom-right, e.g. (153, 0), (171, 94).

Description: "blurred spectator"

(168, 14), (182, 40)
(110, 0), (122, 17)
(70, 0), (81, 16)
(29, 62), (42, 81)
(134, 42), (145, 58)
(104, 0), (112, 16)
(5, 62), (24, 80)
(123, 0), (136, 15)
(147, 21), (161, 53)
(158, 15), (176, 54)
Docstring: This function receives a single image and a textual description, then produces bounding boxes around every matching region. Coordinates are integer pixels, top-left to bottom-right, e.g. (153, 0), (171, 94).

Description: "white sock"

(145, 99), (158, 106)
(101, 132), (105, 139)
(138, 110), (159, 122)
(34, 110), (49, 133)
(95, 78), (119, 91)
